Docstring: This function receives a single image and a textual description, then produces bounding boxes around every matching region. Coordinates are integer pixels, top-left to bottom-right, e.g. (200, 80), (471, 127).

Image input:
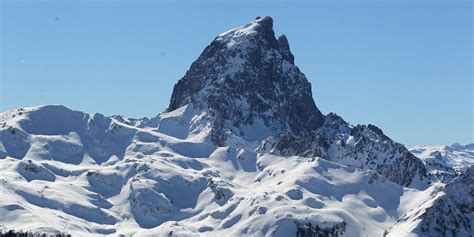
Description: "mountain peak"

(214, 16), (278, 52)
(167, 17), (324, 145)
(163, 17), (428, 188)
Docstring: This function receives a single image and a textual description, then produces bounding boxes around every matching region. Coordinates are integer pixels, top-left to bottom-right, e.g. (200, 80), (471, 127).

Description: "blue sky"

(1, 0), (472, 147)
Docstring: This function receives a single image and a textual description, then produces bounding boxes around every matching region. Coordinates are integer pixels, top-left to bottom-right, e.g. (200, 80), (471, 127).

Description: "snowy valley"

(0, 17), (472, 237)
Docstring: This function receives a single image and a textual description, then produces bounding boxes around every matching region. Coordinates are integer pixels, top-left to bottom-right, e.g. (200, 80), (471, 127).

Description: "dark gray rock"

(277, 35), (294, 64)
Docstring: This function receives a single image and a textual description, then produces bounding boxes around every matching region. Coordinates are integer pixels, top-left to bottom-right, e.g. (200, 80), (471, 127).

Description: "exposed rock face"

(168, 16), (324, 145)
(166, 16), (429, 188)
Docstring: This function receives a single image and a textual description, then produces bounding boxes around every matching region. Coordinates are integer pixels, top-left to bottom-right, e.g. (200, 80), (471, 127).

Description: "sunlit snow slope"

(410, 144), (474, 183)
(0, 106), (423, 236)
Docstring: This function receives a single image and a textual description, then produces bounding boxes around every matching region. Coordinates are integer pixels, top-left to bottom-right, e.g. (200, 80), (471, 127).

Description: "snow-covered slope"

(410, 143), (474, 183)
(0, 16), (471, 236)
(0, 105), (426, 236)
(385, 166), (473, 237)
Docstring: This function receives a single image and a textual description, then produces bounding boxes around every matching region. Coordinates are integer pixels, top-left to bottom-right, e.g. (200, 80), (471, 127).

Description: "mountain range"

(410, 143), (474, 183)
(0, 16), (471, 237)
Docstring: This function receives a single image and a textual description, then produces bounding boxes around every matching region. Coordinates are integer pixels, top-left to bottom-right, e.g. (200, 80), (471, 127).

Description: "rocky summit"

(168, 16), (324, 145)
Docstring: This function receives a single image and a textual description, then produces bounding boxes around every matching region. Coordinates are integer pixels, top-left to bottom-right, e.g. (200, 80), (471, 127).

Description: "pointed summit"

(168, 16), (324, 145)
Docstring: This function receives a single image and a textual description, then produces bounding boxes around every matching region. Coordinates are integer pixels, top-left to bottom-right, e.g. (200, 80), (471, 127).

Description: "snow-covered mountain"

(410, 143), (474, 183)
(164, 16), (428, 188)
(167, 16), (324, 145)
(385, 166), (473, 236)
(0, 16), (471, 236)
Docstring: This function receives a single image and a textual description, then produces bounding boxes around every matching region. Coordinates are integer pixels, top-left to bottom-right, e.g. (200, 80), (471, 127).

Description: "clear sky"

(1, 0), (472, 147)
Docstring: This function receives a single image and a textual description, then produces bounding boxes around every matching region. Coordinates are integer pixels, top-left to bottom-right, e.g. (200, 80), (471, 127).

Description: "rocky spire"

(277, 35), (294, 64)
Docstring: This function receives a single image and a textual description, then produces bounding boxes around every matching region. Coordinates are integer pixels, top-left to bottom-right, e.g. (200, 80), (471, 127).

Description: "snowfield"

(0, 105), (470, 236)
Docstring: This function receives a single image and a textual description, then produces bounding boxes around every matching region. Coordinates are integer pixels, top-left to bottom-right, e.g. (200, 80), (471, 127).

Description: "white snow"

(0, 105), (440, 236)
(410, 144), (474, 172)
